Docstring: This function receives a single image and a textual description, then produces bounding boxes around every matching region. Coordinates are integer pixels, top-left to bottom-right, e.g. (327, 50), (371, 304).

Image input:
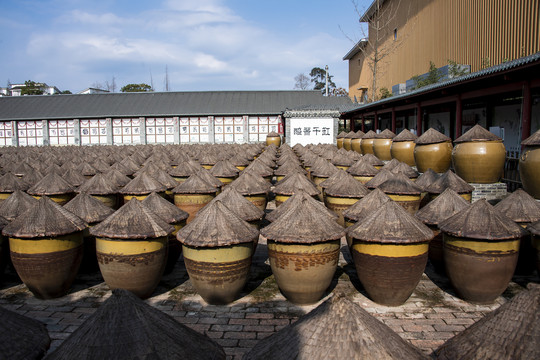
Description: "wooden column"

(351, 118), (356, 131)
(361, 115), (365, 132)
(455, 96), (463, 138)
(391, 108), (396, 133)
(522, 81), (532, 142)
(374, 111), (379, 131)
(416, 104), (423, 136)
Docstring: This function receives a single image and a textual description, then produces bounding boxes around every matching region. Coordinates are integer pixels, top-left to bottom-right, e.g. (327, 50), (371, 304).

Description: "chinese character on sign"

(312, 127), (320, 135)
(322, 127), (330, 136)
(293, 127), (302, 135)
(303, 127), (311, 136)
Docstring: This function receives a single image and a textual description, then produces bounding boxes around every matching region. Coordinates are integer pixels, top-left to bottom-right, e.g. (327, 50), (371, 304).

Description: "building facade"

(345, 0), (540, 101)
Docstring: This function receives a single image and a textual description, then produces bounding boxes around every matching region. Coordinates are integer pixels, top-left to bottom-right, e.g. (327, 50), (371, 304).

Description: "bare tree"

(344, 0), (410, 102)
(293, 73), (310, 90)
(164, 65), (170, 92)
(105, 76), (117, 93)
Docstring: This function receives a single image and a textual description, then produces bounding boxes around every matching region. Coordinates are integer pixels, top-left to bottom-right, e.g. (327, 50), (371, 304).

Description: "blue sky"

(0, 0), (371, 93)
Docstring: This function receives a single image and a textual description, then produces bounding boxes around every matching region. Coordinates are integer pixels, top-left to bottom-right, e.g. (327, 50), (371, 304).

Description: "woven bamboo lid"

(171, 173), (217, 194)
(347, 200), (433, 244)
(425, 170), (474, 195)
(168, 160), (201, 177)
(77, 162), (98, 177)
(365, 169), (396, 189)
(454, 124), (502, 143)
(415, 188), (471, 226)
(64, 192), (114, 224)
(274, 161), (306, 177)
(196, 168), (224, 189)
(3, 196), (87, 238)
(393, 129), (418, 142)
(320, 169), (350, 189)
(91, 158), (111, 173)
(0, 172), (29, 192)
(141, 192), (189, 224)
(90, 198), (174, 239)
(355, 130), (365, 137)
(260, 195), (345, 244)
(344, 131), (356, 139)
(77, 173), (118, 195)
(362, 153), (384, 167)
(10, 161), (34, 177)
(347, 158), (379, 177)
(390, 161), (419, 179)
(211, 186), (264, 222)
(266, 191), (338, 223)
(229, 153), (250, 167)
(331, 152), (356, 167)
(309, 159), (339, 178)
(414, 168), (440, 191)
(0, 305), (51, 360)
(527, 218), (540, 236)
(267, 131), (280, 137)
(62, 168), (88, 188)
(273, 172), (320, 197)
(104, 169), (132, 188)
(145, 168), (179, 190)
(380, 158), (402, 171)
(0, 190), (38, 221)
(415, 128), (451, 145)
(436, 283), (540, 360)
(494, 188), (540, 223)
(349, 131), (362, 139)
(362, 130), (377, 139)
(27, 171), (75, 196)
(336, 131), (347, 139)
(244, 294), (428, 360)
(439, 199), (525, 240)
(229, 171), (271, 196)
(22, 169), (43, 188)
(378, 172), (422, 195)
(521, 128), (540, 146)
(109, 161), (133, 176)
(177, 200), (258, 247)
(324, 171), (369, 198)
(375, 129), (396, 139)
(119, 172), (167, 195)
(342, 188), (391, 222)
(210, 159), (240, 178)
(45, 288), (225, 360)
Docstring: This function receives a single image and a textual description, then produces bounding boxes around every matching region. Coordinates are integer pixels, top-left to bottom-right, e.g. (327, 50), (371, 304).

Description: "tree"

(310, 67), (336, 94)
(448, 59), (469, 78)
(21, 80), (44, 95)
(105, 76), (117, 93)
(330, 87), (349, 97)
(411, 61), (443, 89)
(120, 83), (153, 92)
(61, 90), (72, 94)
(293, 73), (310, 90)
(344, 0), (409, 102)
(379, 87), (392, 99)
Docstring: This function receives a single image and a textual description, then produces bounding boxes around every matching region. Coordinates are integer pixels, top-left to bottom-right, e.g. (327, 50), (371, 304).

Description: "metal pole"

(325, 65), (329, 96)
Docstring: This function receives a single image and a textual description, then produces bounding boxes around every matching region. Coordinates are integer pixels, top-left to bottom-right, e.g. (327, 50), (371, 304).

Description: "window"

(17, 121), (43, 146)
(215, 117), (244, 143)
(248, 116), (280, 142)
(179, 117), (209, 143)
(146, 118), (175, 144)
(81, 119), (108, 145)
(0, 122), (13, 146)
(112, 118), (141, 144)
(49, 120), (75, 145)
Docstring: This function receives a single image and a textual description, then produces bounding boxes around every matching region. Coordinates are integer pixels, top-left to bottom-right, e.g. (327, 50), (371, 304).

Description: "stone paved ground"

(1, 236), (536, 360)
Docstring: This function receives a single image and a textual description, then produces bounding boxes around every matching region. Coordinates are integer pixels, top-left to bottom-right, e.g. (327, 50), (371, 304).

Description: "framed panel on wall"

(80, 119), (108, 145)
(17, 120), (43, 146)
(179, 117), (209, 143)
(215, 117), (244, 143)
(146, 117), (175, 144)
(49, 120), (75, 145)
(0, 122), (13, 146)
(112, 118), (141, 145)
(248, 116), (279, 142)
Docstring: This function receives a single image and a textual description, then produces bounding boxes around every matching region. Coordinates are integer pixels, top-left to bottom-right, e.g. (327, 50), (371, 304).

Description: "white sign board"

(289, 117), (334, 146)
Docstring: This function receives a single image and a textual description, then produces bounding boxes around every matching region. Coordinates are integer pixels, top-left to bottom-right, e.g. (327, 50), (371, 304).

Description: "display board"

(288, 117), (334, 146)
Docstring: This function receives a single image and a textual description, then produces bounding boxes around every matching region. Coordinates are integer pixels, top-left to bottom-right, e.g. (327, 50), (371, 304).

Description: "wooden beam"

(455, 95), (463, 138)
(416, 104), (422, 136)
(391, 108), (396, 133)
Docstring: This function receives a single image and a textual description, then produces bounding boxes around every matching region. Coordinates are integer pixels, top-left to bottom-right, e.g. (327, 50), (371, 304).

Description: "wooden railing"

(502, 151), (522, 192)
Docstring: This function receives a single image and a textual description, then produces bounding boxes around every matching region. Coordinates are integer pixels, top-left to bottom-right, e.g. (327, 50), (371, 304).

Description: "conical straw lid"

(62, 168), (88, 188)
(390, 162), (419, 178)
(27, 171), (75, 196)
(454, 124), (502, 143)
(64, 192), (114, 224)
(196, 168), (223, 188)
(90, 198), (174, 239)
(230, 171), (271, 195)
(380, 158), (402, 171)
(77, 173), (118, 195)
(527, 218), (540, 236)
(414, 168), (440, 191)
(342, 188), (391, 222)
(494, 188), (540, 223)
(104, 168), (132, 188)
(0, 189), (38, 221)
(415, 188), (471, 226)
(347, 158), (379, 177)
(0, 172), (29, 192)
(439, 199), (526, 240)
(244, 294), (428, 360)
(177, 200), (259, 247)
(347, 200), (433, 243)
(141, 192), (188, 224)
(146, 168), (179, 190)
(45, 288), (226, 360)
(3, 196), (87, 238)
(376, 129), (396, 139)
(77, 162), (98, 177)
(521, 128), (540, 146)
(260, 195), (345, 243)
(120, 172), (167, 195)
(336, 131), (347, 138)
(274, 161), (307, 177)
(210, 159), (240, 178)
(436, 283), (540, 360)
(168, 160), (201, 177)
(378, 172), (422, 195)
(324, 171), (369, 198)
(266, 191), (338, 223)
(244, 159), (274, 177)
(309, 159), (339, 178)
(0, 305), (51, 359)
(393, 129), (418, 142)
(365, 169), (396, 189)
(362, 153), (384, 167)
(415, 128), (451, 144)
(273, 172), (320, 197)
(362, 130), (377, 139)
(172, 173), (218, 194)
(425, 170), (474, 195)
(211, 186), (264, 222)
